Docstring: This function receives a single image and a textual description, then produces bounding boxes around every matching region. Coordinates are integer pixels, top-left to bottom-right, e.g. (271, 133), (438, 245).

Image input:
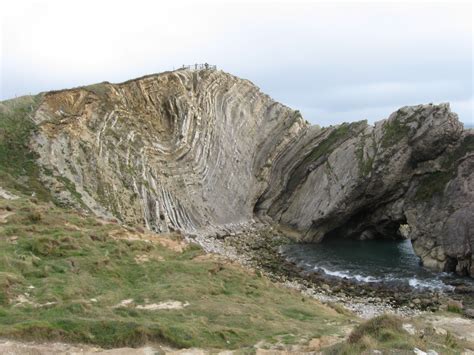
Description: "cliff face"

(31, 70), (307, 233)
(259, 103), (473, 276)
(23, 69), (474, 276)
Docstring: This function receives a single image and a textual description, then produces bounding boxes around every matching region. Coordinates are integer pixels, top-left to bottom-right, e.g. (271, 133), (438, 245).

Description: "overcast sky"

(1, 0), (472, 126)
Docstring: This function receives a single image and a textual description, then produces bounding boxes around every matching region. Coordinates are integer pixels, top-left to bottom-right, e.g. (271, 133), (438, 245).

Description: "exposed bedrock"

(28, 69), (473, 276)
(31, 70), (307, 233)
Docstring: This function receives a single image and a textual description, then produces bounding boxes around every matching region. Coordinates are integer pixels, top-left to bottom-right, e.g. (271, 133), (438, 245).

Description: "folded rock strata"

(16, 69), (473, 276)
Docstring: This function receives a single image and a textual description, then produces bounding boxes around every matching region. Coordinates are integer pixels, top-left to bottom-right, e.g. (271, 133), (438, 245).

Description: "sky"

(0, 0), (472, 126)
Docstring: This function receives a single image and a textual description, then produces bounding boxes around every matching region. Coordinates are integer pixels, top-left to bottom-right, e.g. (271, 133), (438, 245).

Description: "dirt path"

(0, 339), (162, 354)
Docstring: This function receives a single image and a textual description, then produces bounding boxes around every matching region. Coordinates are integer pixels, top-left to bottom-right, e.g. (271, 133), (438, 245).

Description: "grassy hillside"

(0, 95), (51, 200)
(0, 198), (468, 353)
(0, 197), (353, 350)
(0, 95), (355, 350)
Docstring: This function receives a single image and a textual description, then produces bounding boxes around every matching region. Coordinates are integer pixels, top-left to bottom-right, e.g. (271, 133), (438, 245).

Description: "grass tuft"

(326, 314), (462, 355)
(381, 118), (410, 148)
(447, 304), (462, 314)
(415, 135), (474, 202)
(27, 210), (42, 223)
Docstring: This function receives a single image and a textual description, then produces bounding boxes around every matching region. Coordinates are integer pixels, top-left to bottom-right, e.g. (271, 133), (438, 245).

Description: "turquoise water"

(281, 238), (471, 291)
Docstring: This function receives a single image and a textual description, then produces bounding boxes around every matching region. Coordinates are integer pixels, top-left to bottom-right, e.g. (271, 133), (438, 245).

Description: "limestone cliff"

(31, 70), (308, 233)
(10, 69), (474, 276)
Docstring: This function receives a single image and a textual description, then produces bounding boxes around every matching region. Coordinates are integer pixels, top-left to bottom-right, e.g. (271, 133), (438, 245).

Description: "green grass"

(83, 83), (110, 98)
(414, 171), (452, 202)
(307, 121), (367, 165)
(355, 135), (375, 177)
(305, 124), (351, 164)
(285, 122), (365, 194)
(55, 175), (90, 210)
(447, 304), (463, 314)
(0, 198), (350, 350)
(0, 95), (51, 200)
(347, 314), (409, 345)
(415, 135), (474, 202)
(326, 314), (462, 355)
(381, 118), (410, 148)
(442, 134), (474, 170)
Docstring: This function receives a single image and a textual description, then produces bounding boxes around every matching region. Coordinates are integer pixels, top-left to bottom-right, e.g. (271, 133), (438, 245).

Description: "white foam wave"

(408, 277), (454, 291)
(316, 267), (454, 291)
(318, 267), (382, 283)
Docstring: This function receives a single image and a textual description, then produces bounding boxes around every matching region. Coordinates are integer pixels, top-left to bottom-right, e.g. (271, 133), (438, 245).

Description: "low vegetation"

(298, 121), (365, 171)
(442, 134), (474, 170)
(83, 82), (110, 98)
(415, 171), (452, 201)
(0, 197), (351, 350)
(355, 134), (375, 177)
(285, 121), (366, 193)
(1, 198), (468, 353)
(415, 135), (474, 202)
(0, 95), (50, 200)
(447, 303), (463, 314)
(381, 118), (410, 148)
(327, 314), (463, 354)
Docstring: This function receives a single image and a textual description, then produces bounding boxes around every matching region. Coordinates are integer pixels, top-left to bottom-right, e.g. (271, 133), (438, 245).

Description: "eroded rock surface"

(31, 70), (306, 234)
(21, 69), (474, 276)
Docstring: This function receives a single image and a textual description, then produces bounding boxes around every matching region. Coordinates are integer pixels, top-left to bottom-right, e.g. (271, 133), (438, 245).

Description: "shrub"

(27, 210), (42, 223)
(348, 314), (404, 344)
(447, 304), (462, 314)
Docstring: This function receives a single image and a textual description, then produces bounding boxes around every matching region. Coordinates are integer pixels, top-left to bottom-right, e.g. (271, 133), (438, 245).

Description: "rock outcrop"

(13, 69), (474, 276)
(31, 70), (307, 233)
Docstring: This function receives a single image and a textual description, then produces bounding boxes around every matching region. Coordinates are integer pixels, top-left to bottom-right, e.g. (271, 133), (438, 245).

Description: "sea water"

(280, 237), (473, 291)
